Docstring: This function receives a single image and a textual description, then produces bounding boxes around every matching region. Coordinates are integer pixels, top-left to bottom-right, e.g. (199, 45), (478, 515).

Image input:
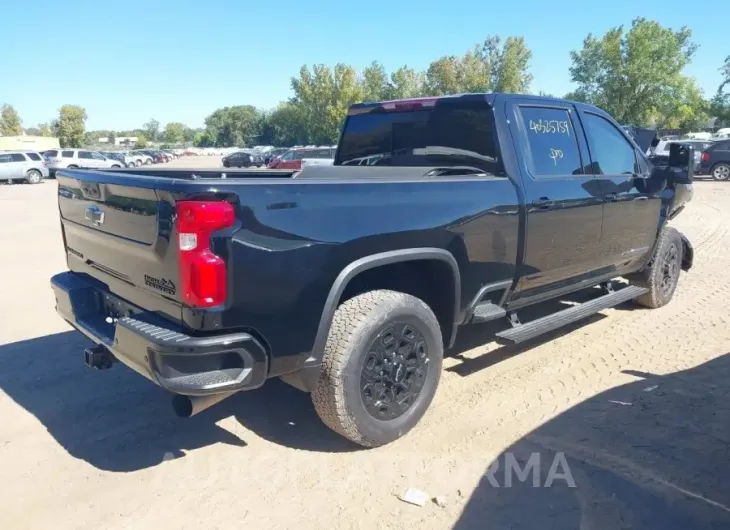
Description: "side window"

(44, 150), (58, 157)
(280, 151), (293, 161)
(61, 150), (74, 158)
(582, 113), (637, 175)
(0, 155), (11, 164)
(10, 153), (26, 162)
(26, 152), (42, 161)
(520, 106), (583, 177)
(293, 150), (306, 160)
(91, 152), (105, 160)
(78, 151), (93, 160)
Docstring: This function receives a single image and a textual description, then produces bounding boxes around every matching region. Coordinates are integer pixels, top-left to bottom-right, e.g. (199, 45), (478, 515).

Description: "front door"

(578, 110), (661, 274)
(77, 150), (94, 168)
(507, 101), (606, 304)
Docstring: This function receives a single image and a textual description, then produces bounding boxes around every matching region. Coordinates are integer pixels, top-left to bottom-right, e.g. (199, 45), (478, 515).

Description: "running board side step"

(471, 302), (507, 323)
(495, 285), (649, 345)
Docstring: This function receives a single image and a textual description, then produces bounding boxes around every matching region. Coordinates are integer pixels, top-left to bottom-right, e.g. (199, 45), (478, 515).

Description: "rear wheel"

(25, 169), (42, 184)
(312, 290), (443, 447)
(628, 227), (683, 308)
(711, 163), (730, 181)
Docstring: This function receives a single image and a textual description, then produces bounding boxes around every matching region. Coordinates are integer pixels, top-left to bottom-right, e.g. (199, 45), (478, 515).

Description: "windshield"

(335, 101), (501, 174)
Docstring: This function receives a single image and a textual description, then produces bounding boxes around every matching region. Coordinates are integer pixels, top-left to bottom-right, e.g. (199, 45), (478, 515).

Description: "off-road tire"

(628, 227), (683, 308)
(312, 289), (443, 448)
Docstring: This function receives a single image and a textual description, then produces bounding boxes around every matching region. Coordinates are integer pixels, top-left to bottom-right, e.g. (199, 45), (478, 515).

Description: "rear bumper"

(51, 271), (268, 396)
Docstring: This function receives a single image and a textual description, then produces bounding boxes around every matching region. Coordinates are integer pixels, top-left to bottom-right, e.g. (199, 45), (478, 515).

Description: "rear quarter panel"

(221, 177), (520, 373)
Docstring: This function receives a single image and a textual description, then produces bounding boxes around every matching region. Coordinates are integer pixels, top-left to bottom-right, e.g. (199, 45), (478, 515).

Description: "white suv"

(44, 149), (124, 177)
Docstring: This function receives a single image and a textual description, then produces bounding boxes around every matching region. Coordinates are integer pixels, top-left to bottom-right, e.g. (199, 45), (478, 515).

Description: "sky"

(3, 0), (727, 131)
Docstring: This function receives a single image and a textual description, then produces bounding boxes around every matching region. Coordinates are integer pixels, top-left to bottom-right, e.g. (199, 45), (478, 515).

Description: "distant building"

(98, 136), (138, 146)
(0, 135), (60, 151)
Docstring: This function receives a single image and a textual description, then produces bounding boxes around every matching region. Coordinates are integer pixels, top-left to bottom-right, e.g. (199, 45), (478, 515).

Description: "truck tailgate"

(58, 173), (183, 323)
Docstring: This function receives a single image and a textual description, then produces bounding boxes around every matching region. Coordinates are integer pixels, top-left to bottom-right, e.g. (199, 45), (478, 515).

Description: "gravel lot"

(1, 159), (729, 529)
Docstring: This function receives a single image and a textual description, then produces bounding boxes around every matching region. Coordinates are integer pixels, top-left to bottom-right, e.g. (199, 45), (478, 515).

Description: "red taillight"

(702, 152), (710, 163)
(176, 201), (235, 308)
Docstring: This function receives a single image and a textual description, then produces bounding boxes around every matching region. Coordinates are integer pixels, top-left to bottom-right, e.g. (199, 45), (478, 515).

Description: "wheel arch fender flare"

(306, 248), (461, 368)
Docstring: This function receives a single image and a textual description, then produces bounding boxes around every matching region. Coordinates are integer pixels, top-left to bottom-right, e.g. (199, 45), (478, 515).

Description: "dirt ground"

(1, 161), (730, 529)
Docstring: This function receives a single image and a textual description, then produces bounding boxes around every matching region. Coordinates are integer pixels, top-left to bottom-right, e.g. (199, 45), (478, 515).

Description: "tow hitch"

(84, 344), (117, 370)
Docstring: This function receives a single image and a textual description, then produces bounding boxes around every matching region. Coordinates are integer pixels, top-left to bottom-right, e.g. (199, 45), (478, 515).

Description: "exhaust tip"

(171, 391), (237, 418)
(172, 394), (194, 418)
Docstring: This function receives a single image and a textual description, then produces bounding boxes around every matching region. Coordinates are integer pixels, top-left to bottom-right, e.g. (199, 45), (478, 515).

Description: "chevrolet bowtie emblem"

(85, 205), (105, 226)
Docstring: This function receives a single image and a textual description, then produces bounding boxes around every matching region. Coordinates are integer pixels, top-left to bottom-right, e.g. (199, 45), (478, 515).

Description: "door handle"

(531, 197), (555, 210)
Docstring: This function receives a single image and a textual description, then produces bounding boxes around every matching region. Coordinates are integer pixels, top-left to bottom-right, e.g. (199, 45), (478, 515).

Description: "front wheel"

(25, 169), (42, 184)
(312, 290), (443, 448)
(628, 227), (683, 308)
(711, 163), (730, 181)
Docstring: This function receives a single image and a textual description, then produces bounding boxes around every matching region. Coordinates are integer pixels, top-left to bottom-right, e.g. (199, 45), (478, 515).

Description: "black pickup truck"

(51, 93), (694, 447)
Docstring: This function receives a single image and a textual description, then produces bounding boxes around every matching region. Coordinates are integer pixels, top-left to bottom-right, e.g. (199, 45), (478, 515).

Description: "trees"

(568, 18), (706, 127)
(203, 105), (261, 147)
(136, 134), (148, 148)
(424, 35), (533, 96)
(52, 105), (87, 148)
(143, 119), (160, 143)
(711, 56), (730, 126)
(291, 63), (364, 144)
(108, 131), (117, 145)
(25, 123), (51, 137)
(163, 122), (186, 144)
(1, 104), (23, 136)
(266, 103), (309, 146)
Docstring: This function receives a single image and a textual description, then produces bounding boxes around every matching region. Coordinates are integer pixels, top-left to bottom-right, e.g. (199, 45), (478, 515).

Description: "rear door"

(577, 109), (661, 273)
(77, 150), (94, 168)
(506, 100), (605, 303)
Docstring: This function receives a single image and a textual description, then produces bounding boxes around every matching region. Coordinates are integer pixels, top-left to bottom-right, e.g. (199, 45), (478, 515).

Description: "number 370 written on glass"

(529, 120), (570, 135)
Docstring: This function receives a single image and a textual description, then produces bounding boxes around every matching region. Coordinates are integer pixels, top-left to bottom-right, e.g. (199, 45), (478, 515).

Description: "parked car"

(0, 151), (49, 183)
(50, 93), (694, 448)
(43, 149), (124, 177)
(263, 147), (288, 165)
(699, 139), (730, 181)
(100, 151), (134, 168)
(131, 149), (166, 164)
(222, 151), (263, 168)
(268, 147), (336, 169)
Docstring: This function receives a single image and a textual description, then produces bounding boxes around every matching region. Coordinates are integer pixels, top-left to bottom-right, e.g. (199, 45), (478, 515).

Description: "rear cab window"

(518, 106), (584, 177)
(336, 98), (501, 175)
